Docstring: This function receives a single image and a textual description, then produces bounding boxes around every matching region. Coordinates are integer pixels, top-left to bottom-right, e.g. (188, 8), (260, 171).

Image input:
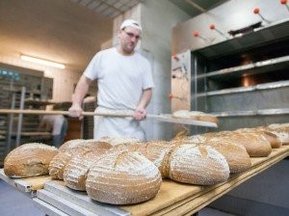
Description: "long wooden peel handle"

(0, 109), (133, 117)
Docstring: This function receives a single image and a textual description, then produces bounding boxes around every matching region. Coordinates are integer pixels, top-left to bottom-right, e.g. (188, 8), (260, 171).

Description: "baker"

(69, 19), (154, 141)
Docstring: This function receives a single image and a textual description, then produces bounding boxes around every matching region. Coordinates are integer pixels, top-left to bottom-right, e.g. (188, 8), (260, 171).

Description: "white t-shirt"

(83, 47), (154, 140)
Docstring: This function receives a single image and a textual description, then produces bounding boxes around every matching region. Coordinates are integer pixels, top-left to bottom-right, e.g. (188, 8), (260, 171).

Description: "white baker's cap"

(120, 19), (142, 32)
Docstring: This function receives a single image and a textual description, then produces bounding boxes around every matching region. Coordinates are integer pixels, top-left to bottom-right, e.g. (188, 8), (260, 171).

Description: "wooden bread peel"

(0, 109), (217, 128)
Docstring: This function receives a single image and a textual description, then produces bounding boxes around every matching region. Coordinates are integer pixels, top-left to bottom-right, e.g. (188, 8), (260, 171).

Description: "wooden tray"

(0, 169), (51, 196)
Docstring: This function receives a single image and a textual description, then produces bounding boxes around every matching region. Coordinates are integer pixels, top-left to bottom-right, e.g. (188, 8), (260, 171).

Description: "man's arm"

(134, 88), (152, 121)
(68, 75), (92, 119)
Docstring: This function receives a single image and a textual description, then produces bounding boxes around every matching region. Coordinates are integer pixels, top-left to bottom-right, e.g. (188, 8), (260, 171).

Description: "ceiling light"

(20, 55), (65, 69)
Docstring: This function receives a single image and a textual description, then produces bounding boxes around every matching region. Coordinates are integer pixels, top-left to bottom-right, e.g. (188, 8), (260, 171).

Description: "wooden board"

(0, 169), (51, 195)
(148, 114), (217, 128)
(121, 145), (289, 215)
(0, 109), (217, 127)
(34, 145), (289, 216)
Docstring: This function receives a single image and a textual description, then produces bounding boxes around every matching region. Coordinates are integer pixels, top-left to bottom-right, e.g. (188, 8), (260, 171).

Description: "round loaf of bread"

(204, 139), (251, 173)
(169, 144), (230, 185)
(171, 135), (251, 173)
(59, 139), (112, 152)
(58, 139), (86, 152)
(204, 131), (272, 157)
(63, 149), (108, 191)
(86, 151), (162, 205)
(137, 141), (174, 178)
(98, 137), (140, 146)
(4, 143), (58, 178)
(49, 139), (111, 180)
(236, 128), (282, 148)
(49, 151), (74, 180)
(265, 124), (289, 145)
(232, 132), (272, 157)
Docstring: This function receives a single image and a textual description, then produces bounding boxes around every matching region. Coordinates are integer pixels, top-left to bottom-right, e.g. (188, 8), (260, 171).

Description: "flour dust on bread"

(171, 135), (251, 174)
(86, 151), (162, 205)
(49, 139), (112, 180)
(63, 149), (109, 191)
(169, 144), (230, 185)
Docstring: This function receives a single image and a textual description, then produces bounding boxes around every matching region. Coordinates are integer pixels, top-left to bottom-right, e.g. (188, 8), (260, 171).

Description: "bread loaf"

(59, 139), (112, 152)
(169, 144), (229, 185)
(137, 141), (174, 178)
(265, 124), (289, 145)
(172, 135), (251, 173)
(63, 149), (108, 191)
(58, 139), (86, 152)
(4, 143), (58, 178)
(49, 150), (75, 180)
(172, 110), (218, 123)
(204, 131), (272, 157)
(98, 137), (140, 146)
(49, 139), (112, 180)
(86, 151), (162, 205)
(236, 128), (282, 148)
(203, 139), (251, 173)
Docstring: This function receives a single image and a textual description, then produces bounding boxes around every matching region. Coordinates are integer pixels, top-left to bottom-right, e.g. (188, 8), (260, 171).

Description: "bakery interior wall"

(0, 0), (113, 102)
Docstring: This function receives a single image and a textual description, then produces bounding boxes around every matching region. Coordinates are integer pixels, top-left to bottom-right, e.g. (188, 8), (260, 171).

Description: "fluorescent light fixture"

(20, 55), (65, 69)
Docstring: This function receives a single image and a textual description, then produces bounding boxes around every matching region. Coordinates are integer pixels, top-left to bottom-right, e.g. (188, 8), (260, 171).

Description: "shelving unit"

(0, 63), (53, 166)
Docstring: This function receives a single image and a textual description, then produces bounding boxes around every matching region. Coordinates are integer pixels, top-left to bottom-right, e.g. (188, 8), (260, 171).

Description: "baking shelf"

(1, 146), (289, 215)
(213, 108), (289, 117)
(197, 55), (289, 80)
(195, 80), (289, 98)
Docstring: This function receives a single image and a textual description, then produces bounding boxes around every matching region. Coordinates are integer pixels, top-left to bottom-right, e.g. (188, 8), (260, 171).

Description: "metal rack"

(171, 1), (289, 132)
(0, 64), (53, 166)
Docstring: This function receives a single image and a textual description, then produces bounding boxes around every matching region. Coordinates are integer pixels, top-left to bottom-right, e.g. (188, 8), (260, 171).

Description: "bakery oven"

(171, 0), (289, 134)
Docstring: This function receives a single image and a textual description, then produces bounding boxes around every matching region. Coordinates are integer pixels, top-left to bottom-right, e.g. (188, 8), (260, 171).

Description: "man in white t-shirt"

(69, 19), (154, 140)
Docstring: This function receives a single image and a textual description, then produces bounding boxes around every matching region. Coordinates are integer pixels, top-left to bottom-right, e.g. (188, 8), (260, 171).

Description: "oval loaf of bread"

(4, 143), (58, 178)
(86, 151), (162, 205)
(175, 135), (251, 174)
(63, 149), (109, 191)
(236, 128), (282, 148)
(169, 144), (230, 185)
(49, 139), (112, 180)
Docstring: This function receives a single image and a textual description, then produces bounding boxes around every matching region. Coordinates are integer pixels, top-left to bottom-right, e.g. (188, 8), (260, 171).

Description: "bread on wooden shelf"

(49, 139), (112, 180)
(86, 151), (162, 205)
(264, 123), (289, 145)
(63, 149), (109, 191)
(98, 136), (141, 146)
(236, 128), (282, 148)
(204, 131), (272, 157)
(137, 141), (175, 178)
(4, 143), (58, 178)
(172, 135), (252, 174)
(49, 150), (83, 180)
(168, 144), (230, 185)
(59, 139), (112, 152)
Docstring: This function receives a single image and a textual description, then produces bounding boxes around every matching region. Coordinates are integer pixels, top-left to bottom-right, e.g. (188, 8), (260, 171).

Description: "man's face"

(119, 26), (141, 54)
